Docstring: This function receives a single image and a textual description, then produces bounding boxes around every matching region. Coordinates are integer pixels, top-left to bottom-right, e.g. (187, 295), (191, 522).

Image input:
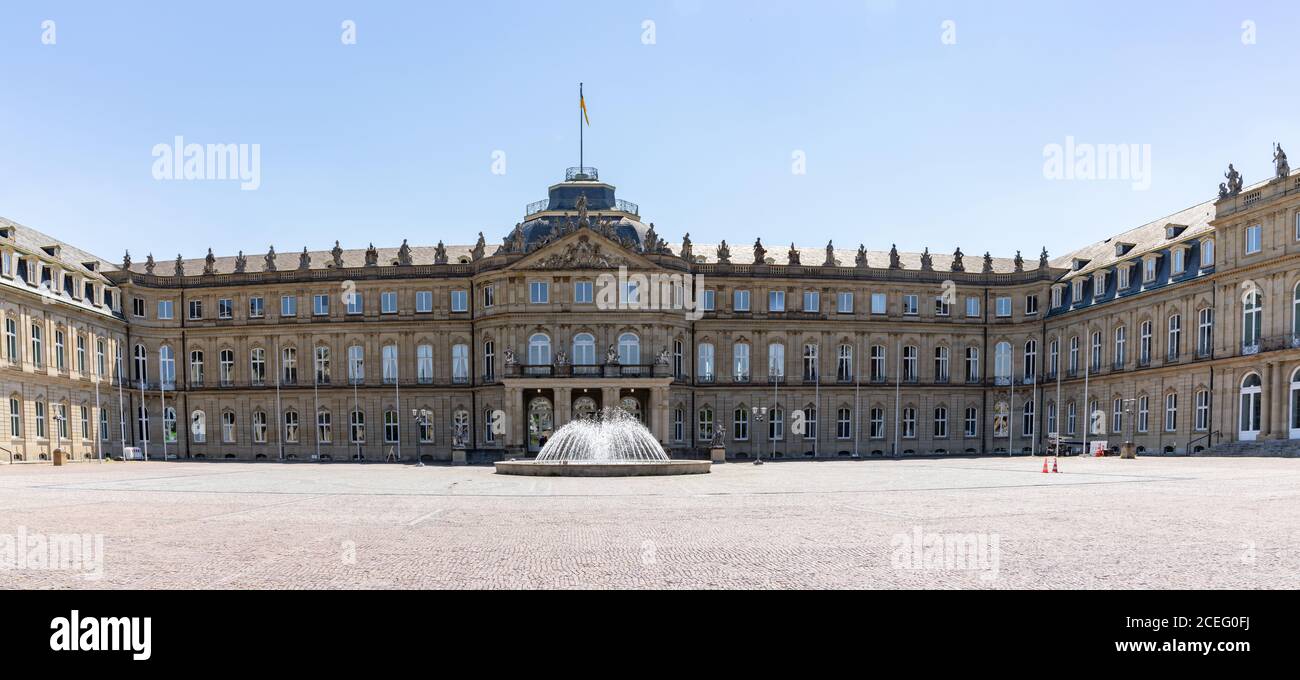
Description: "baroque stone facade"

(3, 158), (1300, 463)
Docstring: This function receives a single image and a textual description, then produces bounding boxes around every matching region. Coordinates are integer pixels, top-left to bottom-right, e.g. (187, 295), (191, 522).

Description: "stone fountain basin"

(494, 460), (711, 477)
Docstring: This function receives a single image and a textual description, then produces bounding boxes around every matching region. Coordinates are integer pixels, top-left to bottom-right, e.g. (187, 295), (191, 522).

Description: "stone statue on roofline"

(364, 244), (378, 267)
(1274, 143), (1290, 180)
(471, 232), (486, 261)
(397, 239), (413, 266)
(174, 254), (185, 277)
(299, 248), (311, 270)
(1039, 247), (1049, 269)
(234, 251), (247, 274)
(752, 238), (766, 264)
(982, 252), (994, 274)
(122, 251), (132, 271)
(1014, 251), (1024, 272)
(1219, 163), (1244, 198)
(434, 241), (448, 265)
(889, 244), (901, 269)
(204, 249), (216, 275)
(680, 233), (693, 261)
(145, 253), (155, 275)
(264, 246), (277, 272)
(787, 243), (801, 266)
(920, 248), (933, 271)
(855, 244), (868, 269)
(823, 241), (837, 267)
(951, 248), (964, 272)
(331, 241), (344, 268)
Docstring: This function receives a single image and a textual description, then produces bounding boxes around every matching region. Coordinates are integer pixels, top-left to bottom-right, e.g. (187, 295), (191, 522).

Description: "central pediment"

(512, 228), (657, 271)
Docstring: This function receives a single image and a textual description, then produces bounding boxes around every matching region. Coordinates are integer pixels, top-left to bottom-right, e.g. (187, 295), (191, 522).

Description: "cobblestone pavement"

(2, 457), (1298, 589)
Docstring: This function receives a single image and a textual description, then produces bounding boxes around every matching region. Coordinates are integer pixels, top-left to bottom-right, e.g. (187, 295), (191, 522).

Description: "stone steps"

(1198, 439), (1300, 458)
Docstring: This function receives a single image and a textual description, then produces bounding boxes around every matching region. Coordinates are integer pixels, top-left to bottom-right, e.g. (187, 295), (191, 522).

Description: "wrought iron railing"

(526, 199), (551, 215)
(566, 166), (599, 181)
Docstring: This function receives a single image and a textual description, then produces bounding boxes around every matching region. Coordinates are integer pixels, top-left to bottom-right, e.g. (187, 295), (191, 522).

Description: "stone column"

(554, 386), (571, 428)
(1272, 360), (1289, 439)
(1262, 363), (1274, 438)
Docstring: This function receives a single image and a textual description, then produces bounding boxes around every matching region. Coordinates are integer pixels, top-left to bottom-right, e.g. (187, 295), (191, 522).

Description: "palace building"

(3, 153), (1300, 463)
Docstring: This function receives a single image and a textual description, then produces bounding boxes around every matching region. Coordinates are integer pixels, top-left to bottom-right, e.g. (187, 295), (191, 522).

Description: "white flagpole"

(116, 350), (126, 459)
(275, 342), (283, 461)
(1083, 351), (1091, 457)
(893, 340), (901, 457)
(94, 373), (102, 462)
(854, 338), (860, 458)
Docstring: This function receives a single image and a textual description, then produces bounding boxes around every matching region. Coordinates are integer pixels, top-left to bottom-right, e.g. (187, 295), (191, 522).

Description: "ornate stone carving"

(122, 251), (132, 271)
(855, 244), (868, 269)
(787, 243), (801, 266)
(434, 241), (448, 265)
(680, 233), (693, 261)
(331, 241), (344, 268)
(364, 244), (378, 267)
(297, 248), (310, 270)
(555, 350), (568, 367)
(576, 195), (590, 228)
(753, 238), (766, 264)
(203, 249), (216, 275)
(397, 239), (413, 266)
(1039, 247), (1049, 269)
(951, 248), (965, 272)
(264, 246), (277, 272)
(889, 244), (901, 269)
(710, 427), (725, 448)
(657, 347), (670, 366)
(234, 251), (247, 274)
(982, 252), (994, 274)
(716, 240), (731, 264)
(531, 234), (629, 270)
(145, 254), (156, 275)
(605, 344), (619, 365)
(1274, 143), (1290, 180)
(503, 347), (516, 367)
(174, 254), (185, 277)
(472, 233), (486, 261)
(1014, 251), (1024, 272)
(920, 248), (933, 271)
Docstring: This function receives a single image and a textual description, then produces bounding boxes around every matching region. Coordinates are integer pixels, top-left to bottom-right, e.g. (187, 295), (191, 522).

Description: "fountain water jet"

(495, 408), (710, 476)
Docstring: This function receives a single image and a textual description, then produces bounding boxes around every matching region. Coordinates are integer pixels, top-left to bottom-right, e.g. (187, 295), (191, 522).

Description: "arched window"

(528, 333), (551, 366)
(219, 349), (235, 386)
(697, 343), (715, 381)
(221, 411), (236, 443)
(449, 344), (467, 383)
(162, 406), (176, 444)
(994, 341), (1012, 382)
(281, 347), (298, 384)
(1293, 282), (1300, 337)
(350, 409), (366, 444)
(619, 333), (640, 365)
(572, 333), (595, 365)
(1243, 290), (1263, 351)
(1240, 373), (1262, 440)
(159, 345), (175, 388)
(733, 342), (750, 380)
(284, 410), (299, 443)
(934, 346), (949, 382)
(314, 346), (331, 385)
(250, 348), (266, 386)
(348, 345), (364, 384)
(316, 408), (332, 443)
(697, 406), (714, 441)
(252, 410), (267, 444)
(382, 345), (398, 384)
(768, 343), (786, 379)
(190, 410), (206, 443)
(133, 343), (147, 383)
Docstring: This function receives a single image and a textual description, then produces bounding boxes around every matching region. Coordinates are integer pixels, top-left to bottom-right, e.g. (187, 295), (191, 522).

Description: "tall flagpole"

(854, 337), (860, 458)
(579, 82), (584, 170)
(893, 340), (901, 457)
(1083, 350), (1091, 457)
(275, 342), (283, 462)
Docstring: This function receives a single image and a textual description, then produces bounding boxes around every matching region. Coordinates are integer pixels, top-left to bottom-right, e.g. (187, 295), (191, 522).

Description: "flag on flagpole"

(580, 88), (591, 126)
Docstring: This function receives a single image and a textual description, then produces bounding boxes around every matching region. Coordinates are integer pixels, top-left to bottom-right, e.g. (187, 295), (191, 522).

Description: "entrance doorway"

(1239, 373), (1262, 442)
(1290, 368), (1300, 440)
(527, 396), (554, 454)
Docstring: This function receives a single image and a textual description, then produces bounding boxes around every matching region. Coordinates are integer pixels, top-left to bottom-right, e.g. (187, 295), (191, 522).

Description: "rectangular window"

(132, 298), (146, 318)
(313, 294), (330, 316)
(1118, 266), (1130, 290)
(802, 291), (819, 313)
(156, 300), (173, 320)
(1172, 249), (1185, 274)
(248, 297), (264, 318)
(702, 289), (716, 311)
(1202, 240), (1215, 267)
(482, 285), (495, 308)
(965, 296), (980, 318)
(733, 290), (750, 312)
(9, 398), (19, 437)
(1024, 295), (1038, 315)
(836, 292), (853, 314)
(902, 295), (918, 316)
(218, 299), (233, 319)
(416, 291), (433, 313)
(995, 296), (1012, 317)
(871, 293), (887, 315)
(188, 300), (203, 320)
(1144, 258), (1157, 282)
(381, 291), (398, 314)
(281, 295), (298, 317)
(574, 281), (593, 304)
(529, 281), (549, 304)
(768, 290), (785, 312)
(0, 251), (10, 278)
(934, 296), (950, 317)
(1245, 225), (1261, 254)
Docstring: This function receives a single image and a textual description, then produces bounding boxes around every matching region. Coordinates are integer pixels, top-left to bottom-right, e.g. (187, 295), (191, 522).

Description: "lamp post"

(751, 406), (767, 466)
(411, 408), (430, 467)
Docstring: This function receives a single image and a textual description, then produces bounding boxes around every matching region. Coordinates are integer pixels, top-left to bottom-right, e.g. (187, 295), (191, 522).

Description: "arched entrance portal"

(1290, 368), (1300, 440)
(1239, 373), (1262, 442)
(527, 396), (554, 454)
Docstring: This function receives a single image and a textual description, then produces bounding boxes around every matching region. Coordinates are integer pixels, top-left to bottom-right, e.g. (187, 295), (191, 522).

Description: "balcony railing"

(733, 374), (751, 384)
(1242, 343), (1260, 356)
(522, 365), (553, 378)
(767, 375), (786, 385)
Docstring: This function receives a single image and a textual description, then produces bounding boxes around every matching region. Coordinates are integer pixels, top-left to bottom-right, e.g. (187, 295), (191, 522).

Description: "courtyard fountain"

(494, 408), (710, 476)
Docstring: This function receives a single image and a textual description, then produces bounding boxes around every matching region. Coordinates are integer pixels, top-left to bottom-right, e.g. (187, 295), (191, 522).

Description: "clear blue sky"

(1, 1), (1297, 262)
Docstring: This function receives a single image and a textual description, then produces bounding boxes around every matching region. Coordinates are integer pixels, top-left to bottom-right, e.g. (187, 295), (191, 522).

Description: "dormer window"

(1072, 279), (1084, 303)
(1165, 223), (1187, 240)
(82, 261), (98, 272)
(1072, 258), (1090, 272)
(1093, 271), (1107, 299)
(1051, 285), (1064, 309)
(0, 227), (12, 240)
(1114, 242), (1135, 257)
(1170, 245), (1188, 275)
(1118, 263), (1131, 290)
(1143, 254), (1159, 283)
(41, 245), (60, 258)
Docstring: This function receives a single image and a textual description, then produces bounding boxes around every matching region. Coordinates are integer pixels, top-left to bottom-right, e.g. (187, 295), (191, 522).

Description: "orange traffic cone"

(1052, 457), (1060, 473)
(1042, 458), (1050, 473)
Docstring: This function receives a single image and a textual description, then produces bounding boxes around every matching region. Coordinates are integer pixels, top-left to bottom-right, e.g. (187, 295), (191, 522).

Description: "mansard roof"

(1052, 199), (1215, 282)
(0, 216), (118, 282)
